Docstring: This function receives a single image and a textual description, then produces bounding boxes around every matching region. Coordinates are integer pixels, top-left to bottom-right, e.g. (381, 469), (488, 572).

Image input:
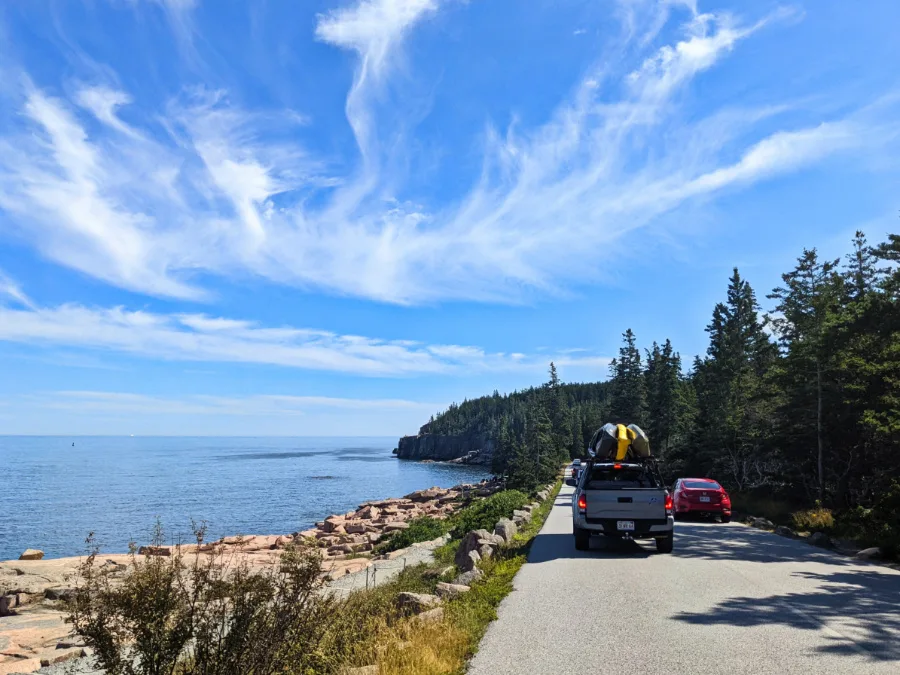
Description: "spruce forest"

(420, 232), (900, 550)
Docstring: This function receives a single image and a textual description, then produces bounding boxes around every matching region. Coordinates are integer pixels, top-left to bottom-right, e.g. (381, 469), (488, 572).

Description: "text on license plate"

(700, 496), (711, 502)
(617, 521), (635, 531)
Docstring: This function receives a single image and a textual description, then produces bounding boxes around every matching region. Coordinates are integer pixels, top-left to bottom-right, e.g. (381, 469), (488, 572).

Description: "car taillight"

(665, 493), (673, 513)
(577, 493), (587, 510)
(721, 491), (731, 504)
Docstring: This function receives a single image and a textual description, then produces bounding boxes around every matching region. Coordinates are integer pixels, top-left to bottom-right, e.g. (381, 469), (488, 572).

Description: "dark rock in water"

(396, 433), (495, 465)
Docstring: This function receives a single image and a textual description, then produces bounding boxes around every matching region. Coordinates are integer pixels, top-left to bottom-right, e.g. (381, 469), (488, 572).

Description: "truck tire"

(574, 526), (590, 551)
(656, 533), (674, 554)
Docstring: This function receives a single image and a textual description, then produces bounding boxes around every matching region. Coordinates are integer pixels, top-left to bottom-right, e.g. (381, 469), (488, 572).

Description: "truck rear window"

(585, 466), (659, 489)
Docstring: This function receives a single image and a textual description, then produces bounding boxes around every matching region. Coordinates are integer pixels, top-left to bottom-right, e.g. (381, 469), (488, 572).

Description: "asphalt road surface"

(469, 485), (900, 675)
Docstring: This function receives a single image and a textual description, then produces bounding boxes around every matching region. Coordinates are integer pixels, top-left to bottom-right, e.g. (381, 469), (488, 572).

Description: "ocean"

(0, 436), (489, 561)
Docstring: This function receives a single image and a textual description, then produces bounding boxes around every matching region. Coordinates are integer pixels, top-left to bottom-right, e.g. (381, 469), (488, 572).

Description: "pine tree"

(544, 362), (573, 462)
(645, 339), (682, 459)
(844, 231), (880, 299)
(769, 250), (842, 503)
(695, 269), (776, 489)
(507, 397), (555, 491)
(608, 328), (646, 425)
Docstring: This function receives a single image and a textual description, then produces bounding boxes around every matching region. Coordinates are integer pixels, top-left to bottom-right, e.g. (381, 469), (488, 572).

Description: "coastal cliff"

(396, 433), (495, 465)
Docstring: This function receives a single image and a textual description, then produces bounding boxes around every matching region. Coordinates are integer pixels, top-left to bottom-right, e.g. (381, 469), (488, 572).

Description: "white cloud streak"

(0, 299), (610, 377)
(0, 1), (891, 305)
(28, 390), (440, 417)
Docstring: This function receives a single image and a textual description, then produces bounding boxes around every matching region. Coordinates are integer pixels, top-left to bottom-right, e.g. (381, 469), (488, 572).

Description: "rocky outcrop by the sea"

(395, 433), (495, 465)
(0, 477), (504, 674)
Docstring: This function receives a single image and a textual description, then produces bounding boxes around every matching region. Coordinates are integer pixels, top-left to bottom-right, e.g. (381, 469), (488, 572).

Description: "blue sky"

(0, 0), (898, 436)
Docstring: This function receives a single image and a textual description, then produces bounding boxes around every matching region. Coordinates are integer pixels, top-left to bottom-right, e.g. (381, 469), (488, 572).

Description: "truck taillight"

(665, 493), (673, 513)
(577, 493), (587, 511)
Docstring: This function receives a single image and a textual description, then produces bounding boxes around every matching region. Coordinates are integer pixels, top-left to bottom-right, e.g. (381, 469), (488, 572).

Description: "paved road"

(469, 485), (900, 675)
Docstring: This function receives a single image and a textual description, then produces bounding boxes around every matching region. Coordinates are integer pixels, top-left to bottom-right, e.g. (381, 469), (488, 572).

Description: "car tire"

(656, 533), (674, 554)
(721, 515), (731, 523)
(574, 527), (590, 551)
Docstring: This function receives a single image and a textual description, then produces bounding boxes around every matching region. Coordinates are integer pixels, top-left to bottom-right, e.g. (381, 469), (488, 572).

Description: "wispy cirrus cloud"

(0, 298), (610, 377)
(27, 390), (441, 416)
(0, 1), (894, 305)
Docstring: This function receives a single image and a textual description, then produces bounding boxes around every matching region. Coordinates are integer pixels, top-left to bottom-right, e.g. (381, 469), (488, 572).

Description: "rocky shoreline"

(0, 477), (503, 675)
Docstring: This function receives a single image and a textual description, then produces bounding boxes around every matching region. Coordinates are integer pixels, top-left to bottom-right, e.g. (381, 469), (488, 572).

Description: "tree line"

(420, 230), (900, 507)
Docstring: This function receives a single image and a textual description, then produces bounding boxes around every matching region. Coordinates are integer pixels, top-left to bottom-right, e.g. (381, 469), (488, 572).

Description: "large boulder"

(856, 547), (882, 560)
(344, 521), (369, 534)
(775, 526), (796, 538)
(808, 532), (833, 548)
(0, 594), (15, 617)
(396, 592), (441, 615)
(750, 517), (775, 529)
(322, 515), (346, 533)
(356, 505), (380, 520)
(137, 546), (171, 557)
(435, 582), (470, 598)
(458, 550), (481, 572)
(18, 549), (44, 561)
(455, 530), (494, 569)
(494, 519), (518, 544)
(478, 544), (495, 561)
(384, 521), (410, 532)
(453, 568), (483, 586)
(405, 487), (447, 502)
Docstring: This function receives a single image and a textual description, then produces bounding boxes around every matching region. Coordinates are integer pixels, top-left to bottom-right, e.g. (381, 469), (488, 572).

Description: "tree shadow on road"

(672, 568), (900, 662)
(672, 522), (857, 567)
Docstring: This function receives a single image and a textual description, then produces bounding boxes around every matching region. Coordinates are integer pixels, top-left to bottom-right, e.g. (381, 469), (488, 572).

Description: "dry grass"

(792, 507), (835, 532)
(345, 480), (562, 675)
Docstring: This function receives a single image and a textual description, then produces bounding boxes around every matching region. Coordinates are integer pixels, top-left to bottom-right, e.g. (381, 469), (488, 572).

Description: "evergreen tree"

(544, 362), (573, 462)
(844, 231), (880, 299)
(769, 250), (842, 503)
(645, 339), (682, 459)
(696, 268), (776, 489)
(507, 397), (555, 491)
(608, 328), (646, 425)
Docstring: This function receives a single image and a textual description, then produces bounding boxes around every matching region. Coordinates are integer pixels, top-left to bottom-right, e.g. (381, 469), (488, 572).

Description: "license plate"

(700, 496), (711, 502)
(617, 521), (635, 531)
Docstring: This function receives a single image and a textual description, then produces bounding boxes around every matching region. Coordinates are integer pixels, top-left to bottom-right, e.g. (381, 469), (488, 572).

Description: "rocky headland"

(394, 433), (495, 465)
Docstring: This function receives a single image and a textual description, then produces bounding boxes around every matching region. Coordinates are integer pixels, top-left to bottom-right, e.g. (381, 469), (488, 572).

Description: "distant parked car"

(672, 478), (731, 522)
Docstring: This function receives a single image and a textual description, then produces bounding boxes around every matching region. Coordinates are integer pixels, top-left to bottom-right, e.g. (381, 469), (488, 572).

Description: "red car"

(672, 478), (731, 522)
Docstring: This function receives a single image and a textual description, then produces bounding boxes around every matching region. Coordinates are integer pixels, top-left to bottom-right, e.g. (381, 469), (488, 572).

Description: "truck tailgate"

(584, 489), (666, 520)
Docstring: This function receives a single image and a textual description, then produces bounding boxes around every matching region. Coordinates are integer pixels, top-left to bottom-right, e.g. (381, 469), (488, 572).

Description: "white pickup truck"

(570, 459), (674, 553)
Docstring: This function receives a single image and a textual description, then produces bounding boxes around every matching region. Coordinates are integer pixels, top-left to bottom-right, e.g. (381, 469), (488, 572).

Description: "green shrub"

(834, 482), (900, 559)
(449, 490), (529, 537)
(69, 523), (342, 675)
(372, 516), (449, 555)
(792, 507), (835, 532)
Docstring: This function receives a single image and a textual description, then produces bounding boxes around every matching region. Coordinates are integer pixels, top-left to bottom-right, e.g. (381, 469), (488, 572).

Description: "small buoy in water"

(72, 442), (75, 447)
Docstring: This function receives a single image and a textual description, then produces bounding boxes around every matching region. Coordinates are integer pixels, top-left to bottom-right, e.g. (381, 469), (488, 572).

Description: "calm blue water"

(0, 437), (489, 561)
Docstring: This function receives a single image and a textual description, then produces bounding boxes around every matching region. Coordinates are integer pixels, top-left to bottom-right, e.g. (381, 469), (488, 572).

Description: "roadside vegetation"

(68, 481), (561, 675)
(421, 231), (900, 558)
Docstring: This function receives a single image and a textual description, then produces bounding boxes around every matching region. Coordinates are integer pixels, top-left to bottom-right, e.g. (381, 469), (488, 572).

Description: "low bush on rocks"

(373, 516), (449, 555)
(69, 523), (344, 675)
(791, 506), (835, 532)
(449, 490), (529, 538)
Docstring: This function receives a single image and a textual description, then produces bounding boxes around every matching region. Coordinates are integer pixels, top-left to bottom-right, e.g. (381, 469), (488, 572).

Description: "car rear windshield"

(684, 480), (721, 489)
(585, 466), (659, 490)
